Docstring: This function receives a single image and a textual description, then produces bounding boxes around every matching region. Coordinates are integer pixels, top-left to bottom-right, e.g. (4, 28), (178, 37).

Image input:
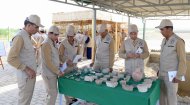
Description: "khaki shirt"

(121, 32), (127, 41)
(160, 36), (187, 80)
(59, 39), (80, 74)
(59, 40), (80, 64)
(119, 38), (149, 59)
(37, 34), (47, 49)
(7, 36), (26, 70)
(31, 37), (37, 48)
(92, 36), (115, 68)
(59, 44), (66, 64)
(176, 39), (187, 80)
(41, 42), (60, 75)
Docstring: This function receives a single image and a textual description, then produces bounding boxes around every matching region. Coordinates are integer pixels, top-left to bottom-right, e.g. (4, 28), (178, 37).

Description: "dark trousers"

(87, 47), (92, 59)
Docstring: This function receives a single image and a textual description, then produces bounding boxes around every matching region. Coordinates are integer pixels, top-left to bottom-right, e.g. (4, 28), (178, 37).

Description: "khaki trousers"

(17, 77), (36, 105)
(42, 75), (58, 105)
(159, 76), (178, 105)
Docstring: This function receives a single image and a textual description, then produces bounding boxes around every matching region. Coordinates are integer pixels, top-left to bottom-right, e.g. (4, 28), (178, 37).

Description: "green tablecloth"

(58, 73), (160, 105)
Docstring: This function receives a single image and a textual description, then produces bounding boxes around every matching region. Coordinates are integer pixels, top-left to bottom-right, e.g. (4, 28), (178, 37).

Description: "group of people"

(31, 28), (48, 65)
(7, 15), (79, 105)
(119, 20), (187, 105)
(75, 29), (92, 59)
(31, 25), (92, 67)
(7, 14), (187, 105)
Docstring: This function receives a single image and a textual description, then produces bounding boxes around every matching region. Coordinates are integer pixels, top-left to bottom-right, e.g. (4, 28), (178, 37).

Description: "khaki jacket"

(7, 29), (37, 78)
(41, 38), (60, 76)
(160, 34), (187, 80)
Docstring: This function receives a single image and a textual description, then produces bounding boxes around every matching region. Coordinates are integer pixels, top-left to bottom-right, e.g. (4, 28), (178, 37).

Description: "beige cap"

(66, 25), (75, 36)
(48, 25), (59, 35)
(128, 24), (138, 33)
(97, 24), (107, 33)
(27, 15), (44, 27)
(155, 19), (173, 29)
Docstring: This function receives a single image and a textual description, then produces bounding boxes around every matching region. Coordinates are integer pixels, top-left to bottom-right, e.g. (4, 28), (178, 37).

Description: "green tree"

(0, 28), (18, 41)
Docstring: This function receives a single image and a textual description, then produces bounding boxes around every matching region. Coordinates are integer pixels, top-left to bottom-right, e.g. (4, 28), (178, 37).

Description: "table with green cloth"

(58, 72), (160, 105)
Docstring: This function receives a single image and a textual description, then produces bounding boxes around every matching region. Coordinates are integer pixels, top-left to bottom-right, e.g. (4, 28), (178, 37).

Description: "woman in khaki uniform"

(119, 24), (149, 75)
(120, 29), (127, 47)
(59, 25), (80, 105)
(41, 25), (64, 105)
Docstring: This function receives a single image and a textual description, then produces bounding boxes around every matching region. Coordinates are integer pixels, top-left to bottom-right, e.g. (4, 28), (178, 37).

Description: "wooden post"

(91, 9), (96, 61)
(0, 56), (4, 69)
(115, 22), (118, 53)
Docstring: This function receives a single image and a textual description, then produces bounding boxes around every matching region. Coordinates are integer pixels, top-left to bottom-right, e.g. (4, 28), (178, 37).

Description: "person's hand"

(172, 77), (181, 83)
(90, 62), (94, 67)
(109, 68), (113, 72)
(78, 58), (82, 62)
(24, 66), (36, 79)
(157, 71), (159, 76)
(127, 53), (135, 58)
(67, 59), (74, 67)
(134, 54), (140, 58)
(59, 64), (63, 67)
(58, 71), (64, 77)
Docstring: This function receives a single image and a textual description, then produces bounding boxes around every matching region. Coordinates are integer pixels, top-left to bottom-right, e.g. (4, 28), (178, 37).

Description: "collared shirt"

(121, 32), (127, 40)
(7, 36), (26, 70)
(7, 30), (37, 71)
(176, 38), (187, 80)
(59, 39), (80, 64)
(161, 35), (187, 80)
(119, 38), (149, 59)
(41, 38), (60, 75)
(92, 35), (115, 68)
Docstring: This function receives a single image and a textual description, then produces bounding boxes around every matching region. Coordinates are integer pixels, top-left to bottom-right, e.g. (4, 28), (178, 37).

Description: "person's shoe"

(68, 98), (78, 105)
(72, 98), (78, 102)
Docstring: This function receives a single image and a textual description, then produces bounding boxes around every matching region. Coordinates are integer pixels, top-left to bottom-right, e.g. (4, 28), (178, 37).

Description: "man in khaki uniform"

(7, 15), (43, 105)
(59, 25), (80, 105)
(120, 29), (127, 47)
(75, 30), (84, 56)
(90, 24), (115, 72)
(119, 24), (149, 74)
(36, 28), (47, 65)
(32, 30), (41, 65)
(38, 28), (48, 47)
(41, 25), (64, 105)
(156, 19), (187, 105)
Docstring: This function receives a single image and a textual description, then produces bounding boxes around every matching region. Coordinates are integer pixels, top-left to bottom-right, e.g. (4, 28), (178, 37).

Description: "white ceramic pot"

(106, 81), (118, 88)
(137, 84), (148, 92)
